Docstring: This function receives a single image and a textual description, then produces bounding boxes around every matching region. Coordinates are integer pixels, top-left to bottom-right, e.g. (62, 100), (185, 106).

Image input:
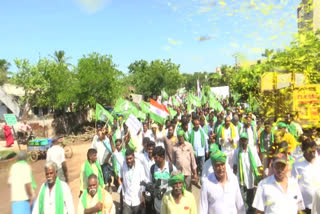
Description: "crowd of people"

(8, 100), (320, 214)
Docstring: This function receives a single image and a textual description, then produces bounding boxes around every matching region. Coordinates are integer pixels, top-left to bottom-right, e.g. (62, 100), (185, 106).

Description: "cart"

(27, 138), (73, 162)
(27, 139), (52, 162)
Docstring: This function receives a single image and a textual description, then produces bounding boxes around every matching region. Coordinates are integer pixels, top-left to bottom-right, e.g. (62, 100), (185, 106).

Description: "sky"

(0, 0), (301, 74)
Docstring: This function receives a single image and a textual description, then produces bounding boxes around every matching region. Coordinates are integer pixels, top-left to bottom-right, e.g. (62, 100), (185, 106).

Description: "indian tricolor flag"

(149, 99), (169, 124)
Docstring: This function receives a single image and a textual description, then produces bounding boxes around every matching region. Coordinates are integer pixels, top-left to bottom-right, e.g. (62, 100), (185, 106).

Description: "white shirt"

(292, 158), (320, 209)
(32, 181), (74, 214)
(8, 161), (33, 201)
(219, 127), (234, 151)
(140, 152), (155, 179)
(91, 136), (111, 165)
(150, 132), (165, 148)
(200, 172), (245, 214)
(313, 188), (320, 214)
(246, 127), (255, 148)
(232, 146), (262, 189)
(189, 129), (209, 157)
(142, 129), (152, 139)
(120, 160), (148, 206)
(46, 145), (66, 169)
(253, 175), (305, 214)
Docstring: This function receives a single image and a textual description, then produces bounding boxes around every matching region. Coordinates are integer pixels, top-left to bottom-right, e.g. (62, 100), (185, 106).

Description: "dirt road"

(0, 142), (200, 213)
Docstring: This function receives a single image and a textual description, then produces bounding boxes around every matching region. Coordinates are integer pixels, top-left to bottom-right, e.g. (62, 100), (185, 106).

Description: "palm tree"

(52, 50), (71, 65)
(262, 49), (274, 61)
(0, 59), (10, 85)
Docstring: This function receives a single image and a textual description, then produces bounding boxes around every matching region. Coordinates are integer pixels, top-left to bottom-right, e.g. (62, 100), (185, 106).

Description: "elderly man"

(232, 132), (261, 214)
(80, 149), (105, 197)
(292, 138), (320, 214)
(78, 174), (115, 214)
(9, 151), (36, 214)
(172, 130), (197, 191)
(32, 161), (74, 214)
(46, 136), (68, 182)
(161, 171), (197, 214)
(200, 151), (245, 214)
(253, 153), (305, 214)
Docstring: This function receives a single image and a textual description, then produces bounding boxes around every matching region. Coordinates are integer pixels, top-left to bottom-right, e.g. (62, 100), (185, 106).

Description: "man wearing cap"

(292, 138), (320, 214)
(275, 122), (297, 154)
(232, 132), (262, 214)
(200, 151), (245, 214)
(161, 171), (197, 214)
(253, 153), (305, 214)
(46, 136), (68, 182)
(172, 129), (197, 191)
(201, 143), (233, 180)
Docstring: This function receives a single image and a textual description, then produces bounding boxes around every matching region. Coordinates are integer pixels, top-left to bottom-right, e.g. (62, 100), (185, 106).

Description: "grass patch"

(0, 150), (17, 161)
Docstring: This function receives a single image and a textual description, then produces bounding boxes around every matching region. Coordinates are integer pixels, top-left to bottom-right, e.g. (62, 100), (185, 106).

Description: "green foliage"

(128, 59), (184, 97)
(0, 59), (10, 85)
(75, 52), (124, 107)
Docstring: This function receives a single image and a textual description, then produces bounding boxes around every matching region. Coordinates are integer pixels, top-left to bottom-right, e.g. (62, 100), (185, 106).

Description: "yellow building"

(297, 0), (320, 33)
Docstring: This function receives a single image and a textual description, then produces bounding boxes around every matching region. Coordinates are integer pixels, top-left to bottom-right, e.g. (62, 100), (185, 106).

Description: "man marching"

(78, 174), (115, 214)
(32, 161), (74, 214)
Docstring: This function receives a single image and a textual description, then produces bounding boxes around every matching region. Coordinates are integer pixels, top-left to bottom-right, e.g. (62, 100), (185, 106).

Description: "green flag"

(161, 90), (169, 100)
(141, 101), (151, 114)
(150, 112), (166, 124)
(172, 96), (180, 107)
(96, 104), (114, 123)
(167, 107), (177, 118)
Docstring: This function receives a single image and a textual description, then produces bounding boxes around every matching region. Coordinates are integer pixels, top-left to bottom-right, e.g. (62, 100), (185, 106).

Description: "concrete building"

(297, 0), (320, 33)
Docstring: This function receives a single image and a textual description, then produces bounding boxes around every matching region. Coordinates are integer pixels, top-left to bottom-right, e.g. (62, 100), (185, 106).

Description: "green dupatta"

(84, 160), (104, 187)
(238, 147), (261, 186)
(259, 130), (274, 153)
(189, 128), (205, 148)
(38, 177), (63, 214)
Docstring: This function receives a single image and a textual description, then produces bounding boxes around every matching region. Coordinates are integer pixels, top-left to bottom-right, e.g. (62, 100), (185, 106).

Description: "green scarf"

(189, 128), (205, 148)
(288, 122), (298, 139)
(202, 124), (208, 136)
(81, 187), (103, 214)
(18, 160), (37, 189)
(244, 126), (257, 145)
(238, 147), (261, 186)
(84, 160), (104, 187)
(39, 177), (63, 214)
(259, 131), (274, 153)
(236, 123), (242, 134)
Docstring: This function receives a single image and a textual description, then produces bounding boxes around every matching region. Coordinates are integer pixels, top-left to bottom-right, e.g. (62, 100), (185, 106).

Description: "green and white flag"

(161, 90), (169, 100)
(96, 103), (114, 123)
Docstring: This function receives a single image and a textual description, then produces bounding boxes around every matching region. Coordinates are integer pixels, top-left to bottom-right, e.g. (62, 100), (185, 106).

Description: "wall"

(0, 110), (92, 140)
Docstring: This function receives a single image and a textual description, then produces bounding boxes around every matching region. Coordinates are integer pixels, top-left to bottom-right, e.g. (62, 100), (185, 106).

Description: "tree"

(75, 52), (124, 108)
(0, 59), (10, 85)
(261, 49), (274, 61)
(128, 59), (184, 97)
(52, 50), (71, 65)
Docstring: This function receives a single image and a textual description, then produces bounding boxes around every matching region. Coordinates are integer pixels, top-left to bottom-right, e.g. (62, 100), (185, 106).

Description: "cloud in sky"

(74, 0), (112, 14)
(168, 38), (182, 45)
